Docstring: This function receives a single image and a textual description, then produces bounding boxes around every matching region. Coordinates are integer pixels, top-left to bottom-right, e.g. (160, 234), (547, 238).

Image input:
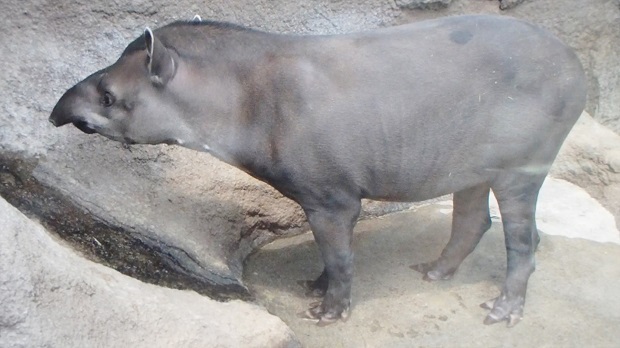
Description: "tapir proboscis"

(49, 14), (587, 327)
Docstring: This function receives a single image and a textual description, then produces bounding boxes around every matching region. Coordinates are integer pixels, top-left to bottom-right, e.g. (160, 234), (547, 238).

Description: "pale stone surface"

(417, 177), (619, 245)
(534, 178), (619, 244)
(0, 197), (300, 348)
(491, 178), (619, 244)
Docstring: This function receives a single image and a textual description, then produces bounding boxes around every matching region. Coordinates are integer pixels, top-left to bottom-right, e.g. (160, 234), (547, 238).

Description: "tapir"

(49, 15), (587, 327)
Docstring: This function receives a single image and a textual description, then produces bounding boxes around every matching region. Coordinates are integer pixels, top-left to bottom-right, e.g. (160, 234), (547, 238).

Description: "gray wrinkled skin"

(49, 15), (587, 327)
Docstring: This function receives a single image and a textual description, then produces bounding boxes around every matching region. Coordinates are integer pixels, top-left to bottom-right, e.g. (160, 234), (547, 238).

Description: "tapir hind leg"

(411, 183), (492, 280)
(298, 199), (361, 326)
(481, 172), (545, 327)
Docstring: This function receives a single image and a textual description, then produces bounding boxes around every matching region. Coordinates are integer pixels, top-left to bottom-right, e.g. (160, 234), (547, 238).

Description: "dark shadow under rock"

(396, 0), (453, 10)
(499, 0), (526, 10)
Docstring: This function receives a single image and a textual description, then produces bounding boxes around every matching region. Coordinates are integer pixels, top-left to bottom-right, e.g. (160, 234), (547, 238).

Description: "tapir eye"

(101, 92), (115, 107)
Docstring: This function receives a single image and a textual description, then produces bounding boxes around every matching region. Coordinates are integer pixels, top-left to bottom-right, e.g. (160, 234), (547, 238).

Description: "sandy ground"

(244, 179), (620, 347)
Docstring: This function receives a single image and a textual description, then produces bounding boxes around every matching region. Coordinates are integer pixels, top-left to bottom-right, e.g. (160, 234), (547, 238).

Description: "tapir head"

(49, 28), (188, 145)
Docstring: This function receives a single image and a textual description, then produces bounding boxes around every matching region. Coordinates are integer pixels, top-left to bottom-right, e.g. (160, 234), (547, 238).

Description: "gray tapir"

(49, 15), (587, 327)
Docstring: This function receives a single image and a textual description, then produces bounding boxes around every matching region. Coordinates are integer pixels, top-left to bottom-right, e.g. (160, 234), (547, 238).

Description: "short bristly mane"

(122, 19), (265, 57)
(167, 19), (258, 32)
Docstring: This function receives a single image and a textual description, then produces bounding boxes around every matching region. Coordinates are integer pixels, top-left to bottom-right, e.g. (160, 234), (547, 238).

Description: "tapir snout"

(49, 81), (99, 134)
(49, 87), (80, 127)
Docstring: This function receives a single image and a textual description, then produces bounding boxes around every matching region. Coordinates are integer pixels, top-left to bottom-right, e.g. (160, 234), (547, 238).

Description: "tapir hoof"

(297, 300), (350, 326)
(410, 261), (456, 281)
(480, 296), (524, 327)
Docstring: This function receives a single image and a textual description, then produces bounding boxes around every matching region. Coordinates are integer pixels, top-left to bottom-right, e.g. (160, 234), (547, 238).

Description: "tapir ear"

(144, 27), (176, 86)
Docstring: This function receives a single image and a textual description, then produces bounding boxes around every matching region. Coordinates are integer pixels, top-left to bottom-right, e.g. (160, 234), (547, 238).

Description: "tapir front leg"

(299, 199), (361, 326)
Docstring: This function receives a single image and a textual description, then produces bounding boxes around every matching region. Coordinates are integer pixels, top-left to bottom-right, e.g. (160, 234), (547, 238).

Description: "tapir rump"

(49, 15), (587, 327)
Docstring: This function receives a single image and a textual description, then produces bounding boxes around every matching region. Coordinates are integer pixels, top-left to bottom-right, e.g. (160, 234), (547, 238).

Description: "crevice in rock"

(0, 151), (251, 302)
(395, 0), (453, 11)
(499, 0), (526, 10)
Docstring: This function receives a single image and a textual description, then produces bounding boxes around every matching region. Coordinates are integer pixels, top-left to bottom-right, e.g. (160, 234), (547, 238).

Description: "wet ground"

(245, 203), (620, 347)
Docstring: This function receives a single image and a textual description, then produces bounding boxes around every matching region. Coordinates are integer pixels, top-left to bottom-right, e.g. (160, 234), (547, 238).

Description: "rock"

(34, 144), (309, 297)
(0, 197), (300, 348)
(551, 112), (620, 226)
(492, 177), (620, 244)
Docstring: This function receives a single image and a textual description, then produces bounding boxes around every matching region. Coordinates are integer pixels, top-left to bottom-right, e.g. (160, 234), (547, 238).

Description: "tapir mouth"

(72, 120), (98, 134)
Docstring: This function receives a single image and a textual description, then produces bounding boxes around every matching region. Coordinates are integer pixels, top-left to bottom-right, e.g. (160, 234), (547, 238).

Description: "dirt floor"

(245, 202), (620, 347)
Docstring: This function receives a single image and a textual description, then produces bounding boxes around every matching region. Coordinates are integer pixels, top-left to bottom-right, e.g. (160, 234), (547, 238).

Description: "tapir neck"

(169, 54), (275, 171)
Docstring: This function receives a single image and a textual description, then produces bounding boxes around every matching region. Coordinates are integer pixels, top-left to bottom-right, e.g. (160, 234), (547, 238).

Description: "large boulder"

(551, 112), (620, 226)
(0, 197), (299, 347)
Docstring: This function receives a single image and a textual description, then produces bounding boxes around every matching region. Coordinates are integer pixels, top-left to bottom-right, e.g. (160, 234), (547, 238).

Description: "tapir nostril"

(49, 109), (77, 128)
